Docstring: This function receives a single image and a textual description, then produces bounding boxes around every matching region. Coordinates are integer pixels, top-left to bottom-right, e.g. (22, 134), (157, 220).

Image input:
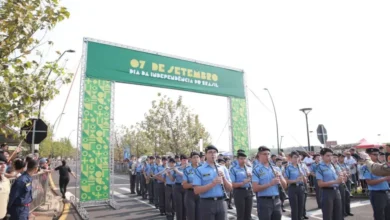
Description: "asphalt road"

(50, 163), (375, 220)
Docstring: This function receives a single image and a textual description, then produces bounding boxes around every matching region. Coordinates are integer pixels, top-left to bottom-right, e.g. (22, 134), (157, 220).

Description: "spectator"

(0, 143), (8, 154)
(39, 158), (49, 170)
(8, 160), (38, 219)
(0, 153), (10, 220)
(8, 159), (26, 178)
(54, 160), (76, 199)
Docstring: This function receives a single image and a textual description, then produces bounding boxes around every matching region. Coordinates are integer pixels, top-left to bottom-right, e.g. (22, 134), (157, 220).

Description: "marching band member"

(315, 148), (344, 220)
(172, 155), (188, 220)
(337, 154), (353, 217)
(284, 151), (306, 220)
(193, 145), (232, 220)
(252, 146), (287, 220)
(183, 152), (201, 220)
(229, 152), (253, 220)
(147, 156), (156, 204)
(155, 157), (168, 216)
(310, 154), (322, 209)
(163, 158), (177, 220)
(362, 148), (390, 220)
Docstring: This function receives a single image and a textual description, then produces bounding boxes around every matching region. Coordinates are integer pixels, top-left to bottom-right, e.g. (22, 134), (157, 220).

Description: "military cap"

(161, 156), (167, 161)
(320, 147), (334, 155)
(190, 152), (200, 157)
(312, 154), (321, 159)
(180, 154), (188, 160)
(168, 158), (176, 163)
(149, 156), (155, 159)
(258, 146), (270, 152)
(379, 152), (385, 156)
(366, 148), (380, 154)
(338, 153), (345, 158)
(155, 156), (161, 159)
(276, 158), (282, 162)
(224, 157), (231, 161)
(205, 145), (218, 153)
(217, 158), (225, 163)
(175, 155), (180, 159)
(199, 152), (204, 157)
(237, 149), (245, 153)
(237, 152), (247, 158)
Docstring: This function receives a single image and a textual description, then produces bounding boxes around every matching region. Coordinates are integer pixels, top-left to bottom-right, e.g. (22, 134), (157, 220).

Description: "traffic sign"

(317, 124), (328, 145)
(21, 118), (48, 144)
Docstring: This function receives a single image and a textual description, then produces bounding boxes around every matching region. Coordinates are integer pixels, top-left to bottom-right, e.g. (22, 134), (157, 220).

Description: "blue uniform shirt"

(183, 165), (198, 184)
(8, 172), (33, 207)
(136, 163), (143, 173)
(362, 165), (390, 191)
(156, 165), (166, 183)
(144, 164), (151, 175)
(193, 163), (231, 198)
(174, 165), (186, 183)
(230, 165), (251, 188)
(231, 160), (238, 168)
(315, 162), (339, 187)
(252, 160), (259, 167)
(163, 169), (176, 185)
(128, 161), (133, 169)
(252, 163), (280, 196)
(285, 164), (304, 184)
(311, 162), (319, 173)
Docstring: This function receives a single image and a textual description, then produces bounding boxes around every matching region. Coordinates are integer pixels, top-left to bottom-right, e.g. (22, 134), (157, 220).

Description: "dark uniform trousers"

(233, 188), (253, 220)
(199, 199), (227, 220)
(288, 185), (305, 220)
(130, 171), (136, 193)
(153, 180), (159, 207)
(158, 182), (166, 213)
(173, 184), (186, 220)
(135, 173), (142, 195)
(369, 190), (390, 220)
(314, 178), (322, 208)
(8, 206), (29, 220)
(184, 189), (200, 220)
(339, 184), (351, 215)
(321, 188), (342, 220)
(165, 184), (175, 219)
(257, 196), (282, 220)
(148, 179), (154, 203)
(141, 175), (147, 199)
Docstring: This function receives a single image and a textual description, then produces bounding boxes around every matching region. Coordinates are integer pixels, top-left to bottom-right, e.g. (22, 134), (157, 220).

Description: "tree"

(0, 0), (72, 133)
(141, 93), (211, 155)
(39, 123), (76, 158)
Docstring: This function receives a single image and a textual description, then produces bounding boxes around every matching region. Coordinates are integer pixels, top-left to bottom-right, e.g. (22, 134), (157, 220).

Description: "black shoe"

(130, 192), (136, 194)
(347, 213), (354, 216)
(303, 216), (309, 219)
(228, 205), (233, 210)
(282, 209), (286, 212)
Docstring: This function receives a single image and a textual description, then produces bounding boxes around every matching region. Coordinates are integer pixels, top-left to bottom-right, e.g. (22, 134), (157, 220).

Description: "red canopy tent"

(355, 138), (384, 149)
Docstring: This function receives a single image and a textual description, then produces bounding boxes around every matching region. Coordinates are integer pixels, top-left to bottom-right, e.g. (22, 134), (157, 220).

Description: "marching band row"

(128, 145), (390, 220)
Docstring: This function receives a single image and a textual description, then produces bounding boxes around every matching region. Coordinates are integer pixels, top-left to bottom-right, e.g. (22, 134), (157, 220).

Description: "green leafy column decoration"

(80, 78), (112, 202)
(230, 97), (249, 153)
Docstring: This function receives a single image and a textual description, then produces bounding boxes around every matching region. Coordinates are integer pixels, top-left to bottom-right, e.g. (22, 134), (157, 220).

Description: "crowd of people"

(0, 143), (75, 220)
(128, 144), (390, 220)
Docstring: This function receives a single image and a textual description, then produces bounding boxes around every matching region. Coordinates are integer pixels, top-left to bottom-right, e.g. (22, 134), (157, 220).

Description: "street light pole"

(300, 108), (312, 152)
(38, 49), (75, 119)
(280, 136), (284, 148)
(264, 88), (280, 154)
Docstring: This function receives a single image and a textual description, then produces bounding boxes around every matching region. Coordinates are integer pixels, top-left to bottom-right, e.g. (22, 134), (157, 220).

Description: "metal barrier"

(9, 171), (49, 213)
(114, 162), (128, 173)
